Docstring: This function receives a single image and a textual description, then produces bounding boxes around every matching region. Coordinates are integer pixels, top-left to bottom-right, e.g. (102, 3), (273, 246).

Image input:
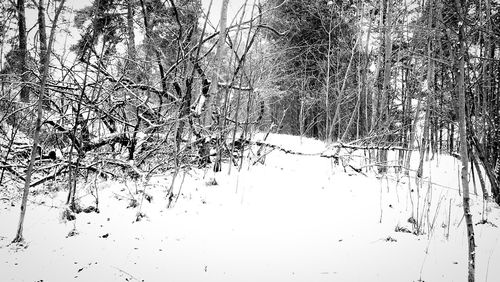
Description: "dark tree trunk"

(17, 0), (29, 102)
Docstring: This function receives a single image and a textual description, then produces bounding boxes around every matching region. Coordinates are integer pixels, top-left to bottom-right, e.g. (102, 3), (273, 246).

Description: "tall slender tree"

(455, 0), (475, 280)
(12, 0), (67, 243)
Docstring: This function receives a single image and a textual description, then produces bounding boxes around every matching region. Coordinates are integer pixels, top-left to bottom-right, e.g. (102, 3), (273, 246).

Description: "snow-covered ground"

(1, 134), (499, 282)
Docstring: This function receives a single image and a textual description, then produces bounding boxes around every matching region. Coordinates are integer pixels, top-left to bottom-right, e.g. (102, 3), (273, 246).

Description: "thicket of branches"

(1, 0), (269, 199)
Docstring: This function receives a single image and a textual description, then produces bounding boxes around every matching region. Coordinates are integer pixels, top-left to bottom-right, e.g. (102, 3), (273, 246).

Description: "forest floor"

(1, 134), (499, 282)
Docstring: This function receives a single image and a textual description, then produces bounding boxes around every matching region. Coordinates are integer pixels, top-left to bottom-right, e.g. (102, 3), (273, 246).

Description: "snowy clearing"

(1, 134), (499, 282)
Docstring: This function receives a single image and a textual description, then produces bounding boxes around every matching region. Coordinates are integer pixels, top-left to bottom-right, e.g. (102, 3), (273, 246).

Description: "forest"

(1, 0), (500, 281)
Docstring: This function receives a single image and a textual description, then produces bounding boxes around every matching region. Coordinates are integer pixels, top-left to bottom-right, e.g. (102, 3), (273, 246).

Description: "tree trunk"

(140, 0), (169, 102)
(12, 0), (66, 244)
(127, 0), (136, 71)
(201, 0), (228, 172)
(370, 0), (386, 133)
(417, 0), (435, 178)
(324, 8), (333, 141)
(37, 0), (47, 73)
(471, 148), (488, 200)
(37, 0), (51, 108)
(377, 0), (391, 173)
(195, 0), (229, 118)
(456, 1), (475, 280)
(17, 0), (29, 102)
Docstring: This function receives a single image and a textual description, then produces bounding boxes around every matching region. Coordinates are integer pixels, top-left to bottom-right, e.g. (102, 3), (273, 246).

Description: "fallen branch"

(0, 160), (26, 181)
(83, 133), (130, 152)
(30, 164), (68, 187)
(328, 142), (416, 152)
(104, 159), (144, 180)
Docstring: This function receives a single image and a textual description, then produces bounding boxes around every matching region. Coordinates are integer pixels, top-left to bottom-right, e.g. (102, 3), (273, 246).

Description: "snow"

(1, 134), (499, 282)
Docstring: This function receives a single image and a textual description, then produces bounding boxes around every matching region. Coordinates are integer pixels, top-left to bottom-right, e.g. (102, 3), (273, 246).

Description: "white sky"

(201, 0), (255, 30)
(0, 0), (254, 71)
(23, 0), (252, 32)
(23, 0), (253, 47)
(65, 0), (253, 26)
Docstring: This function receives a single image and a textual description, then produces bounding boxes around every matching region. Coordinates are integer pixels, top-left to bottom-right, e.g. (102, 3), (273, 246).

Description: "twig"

(446, 199), (451, 240)
(111, 266), (142, 282)
(485, 238), (498, 282)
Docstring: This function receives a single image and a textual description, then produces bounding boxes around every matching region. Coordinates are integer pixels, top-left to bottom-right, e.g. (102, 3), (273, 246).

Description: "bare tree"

(12, 0), (67, 244)
(455, 0), (475, 280)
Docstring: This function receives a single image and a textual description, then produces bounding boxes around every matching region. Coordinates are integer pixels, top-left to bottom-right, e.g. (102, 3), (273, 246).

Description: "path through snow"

(1, 134), (499, 281)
